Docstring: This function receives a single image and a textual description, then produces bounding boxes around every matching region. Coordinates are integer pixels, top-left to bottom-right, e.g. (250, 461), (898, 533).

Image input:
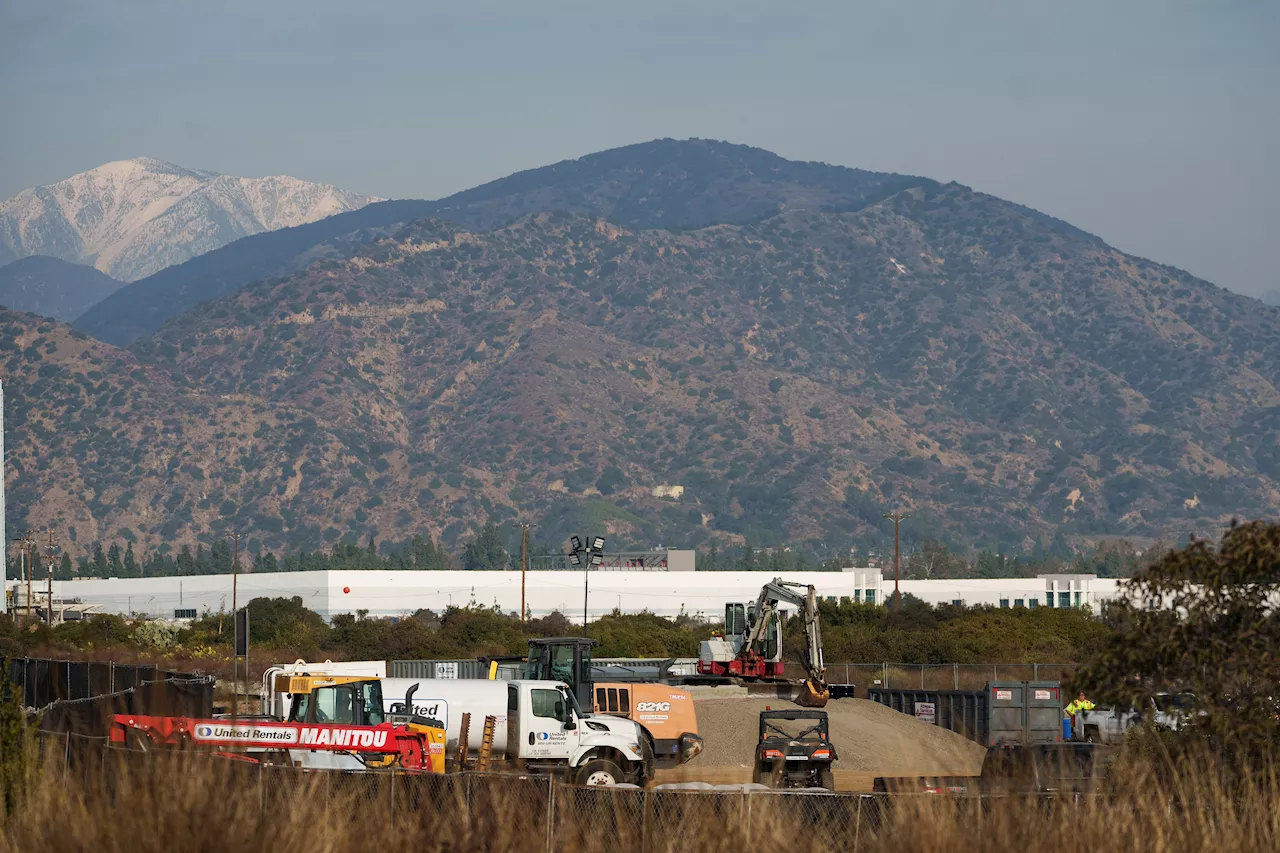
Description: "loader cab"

(280, 675), (385, 726)
(525, 638), (595, 708)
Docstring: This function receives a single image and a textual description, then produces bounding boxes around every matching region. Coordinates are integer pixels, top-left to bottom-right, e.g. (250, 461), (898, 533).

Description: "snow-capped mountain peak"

(0, 159), (381, 280)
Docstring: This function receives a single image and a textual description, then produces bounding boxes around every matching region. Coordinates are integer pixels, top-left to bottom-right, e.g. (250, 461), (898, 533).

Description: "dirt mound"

(689, 697), (986, 778)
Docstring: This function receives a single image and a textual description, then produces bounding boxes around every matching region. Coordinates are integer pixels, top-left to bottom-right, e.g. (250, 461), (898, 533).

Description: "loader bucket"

(795, 679), (830, 708)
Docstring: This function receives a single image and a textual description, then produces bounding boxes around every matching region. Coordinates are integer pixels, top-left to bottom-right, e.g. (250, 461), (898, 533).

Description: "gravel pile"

(691, 697), (986, 776)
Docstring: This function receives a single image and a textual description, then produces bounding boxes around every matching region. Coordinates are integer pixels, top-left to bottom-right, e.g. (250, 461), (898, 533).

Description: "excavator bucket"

(795, 679), (829, 708)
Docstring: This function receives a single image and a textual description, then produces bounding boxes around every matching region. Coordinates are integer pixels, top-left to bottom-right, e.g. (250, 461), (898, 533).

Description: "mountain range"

(74, 140), (920, 346)
(4, 139), (1280, 559)
(0, 157), (379, 282)
(0, 256), (124, 322)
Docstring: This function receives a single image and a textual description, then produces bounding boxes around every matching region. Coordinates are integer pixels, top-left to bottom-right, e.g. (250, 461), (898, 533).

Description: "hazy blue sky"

(2, 1), (1276, 294)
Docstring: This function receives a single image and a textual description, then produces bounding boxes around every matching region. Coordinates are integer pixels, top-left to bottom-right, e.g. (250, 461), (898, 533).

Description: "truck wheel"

(1084, 727), (1100, 744)
(817, 766), (835, 792)
(576, 758), (624, 787)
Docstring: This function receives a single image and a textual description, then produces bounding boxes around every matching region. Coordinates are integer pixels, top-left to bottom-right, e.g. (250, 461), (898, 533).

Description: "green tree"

(595, 466), (630, 495)
(107, 543), (123, 577)
(1074, 521), (1280, 755)
(0, 663), (33, 813)
(54, 553), (73, 581)
(904, 539), (970, 579)
(411, 533), (446, 570)
(244, 596), (329, 654)
(210, 539), (232, 573)
(91, 542), (108, 577)
(176, 545), (196, 576)
(461, 522), (509, 570)
(123, 542), (138, 578)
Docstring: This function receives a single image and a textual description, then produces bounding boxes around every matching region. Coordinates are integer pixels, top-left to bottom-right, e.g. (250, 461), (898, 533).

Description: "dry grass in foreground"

(4, 744), (1280, 853)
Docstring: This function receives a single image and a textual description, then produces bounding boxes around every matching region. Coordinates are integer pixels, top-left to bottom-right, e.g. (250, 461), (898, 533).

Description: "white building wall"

(899, 576), (1121, 610)
(41, 568), (1126, 622)
(48, 570), (883, 621)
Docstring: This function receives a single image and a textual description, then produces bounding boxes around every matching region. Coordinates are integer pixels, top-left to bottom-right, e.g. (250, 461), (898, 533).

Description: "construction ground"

(654, 694), (987, 791)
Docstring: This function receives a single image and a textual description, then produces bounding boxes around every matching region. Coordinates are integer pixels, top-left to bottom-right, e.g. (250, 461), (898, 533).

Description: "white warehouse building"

(6, 567), (1122, 623)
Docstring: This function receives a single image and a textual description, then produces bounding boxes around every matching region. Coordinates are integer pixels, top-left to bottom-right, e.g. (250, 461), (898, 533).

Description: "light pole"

(883, 512), (910, 614)
(521, 524), (531, 623)
(226, 532), (242, 717)
(568, 535), (605, 634)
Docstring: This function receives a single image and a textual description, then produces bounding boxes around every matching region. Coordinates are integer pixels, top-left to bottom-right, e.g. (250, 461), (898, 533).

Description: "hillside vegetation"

(74, 139), (922, 345)
(7, 140), (1280, 556)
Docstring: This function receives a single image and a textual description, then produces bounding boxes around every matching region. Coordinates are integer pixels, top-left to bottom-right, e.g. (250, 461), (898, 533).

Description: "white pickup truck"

(1076, 693), (1198, 744)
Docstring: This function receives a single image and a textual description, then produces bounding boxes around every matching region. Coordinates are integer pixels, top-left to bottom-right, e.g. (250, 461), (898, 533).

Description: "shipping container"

(390, 659), (524, 681)
(867, 681), (1063, 747)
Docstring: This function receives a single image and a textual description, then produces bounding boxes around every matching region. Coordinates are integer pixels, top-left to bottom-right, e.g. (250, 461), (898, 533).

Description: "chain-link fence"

(28, 731), (1105, 852)
(826, 663), (1077, 696)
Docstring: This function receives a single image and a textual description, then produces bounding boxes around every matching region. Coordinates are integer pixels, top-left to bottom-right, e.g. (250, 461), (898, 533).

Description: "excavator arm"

(741, 578), (829, 707)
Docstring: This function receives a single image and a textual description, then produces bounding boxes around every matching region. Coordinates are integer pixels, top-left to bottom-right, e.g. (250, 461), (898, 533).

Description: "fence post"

(992, 664), (997, 683)
(853, 795), (863, 853)
(953, 663), (958, 690)
(882, 663), (887, 689)
(544, 779), (554, 853)
(640, 789), (650, 852)
(1033, 663), (1039, 680)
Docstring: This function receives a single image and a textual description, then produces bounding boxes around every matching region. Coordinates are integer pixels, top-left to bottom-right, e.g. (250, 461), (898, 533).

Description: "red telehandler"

(109, 714), (446, 772)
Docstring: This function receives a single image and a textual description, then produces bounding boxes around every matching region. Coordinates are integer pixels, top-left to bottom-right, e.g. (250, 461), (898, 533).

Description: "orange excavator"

(109, 714), (445, 772)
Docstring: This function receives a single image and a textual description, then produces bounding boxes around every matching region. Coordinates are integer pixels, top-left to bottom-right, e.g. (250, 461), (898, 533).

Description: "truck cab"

(524, 638), (703, 769)
(505, 679), (652, 786)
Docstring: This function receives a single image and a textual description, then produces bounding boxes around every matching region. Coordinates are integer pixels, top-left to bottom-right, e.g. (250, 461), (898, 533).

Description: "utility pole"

(7, 536), (23, 620)
(23, 530), (35, 622)
(520, 524), (530, 623)
(883, 512), (910, 614)
(43, 529), (57, 626)
(226, 532), (242, 717)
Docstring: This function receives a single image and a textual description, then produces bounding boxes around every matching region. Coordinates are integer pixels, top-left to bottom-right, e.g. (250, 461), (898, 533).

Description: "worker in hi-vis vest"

(1064, 691), (1096, 718)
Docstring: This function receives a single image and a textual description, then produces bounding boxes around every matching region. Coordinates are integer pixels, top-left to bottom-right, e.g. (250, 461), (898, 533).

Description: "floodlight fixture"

(591, 536), (606, 552)
(570, 535), (583, 552)
(590, 553), (603, 566)
(570, 553), (582, 567)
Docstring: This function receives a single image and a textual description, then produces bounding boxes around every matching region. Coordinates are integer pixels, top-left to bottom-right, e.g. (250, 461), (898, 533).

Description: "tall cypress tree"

(91, 542), (108, 577)
(107, 543), (124, 576)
